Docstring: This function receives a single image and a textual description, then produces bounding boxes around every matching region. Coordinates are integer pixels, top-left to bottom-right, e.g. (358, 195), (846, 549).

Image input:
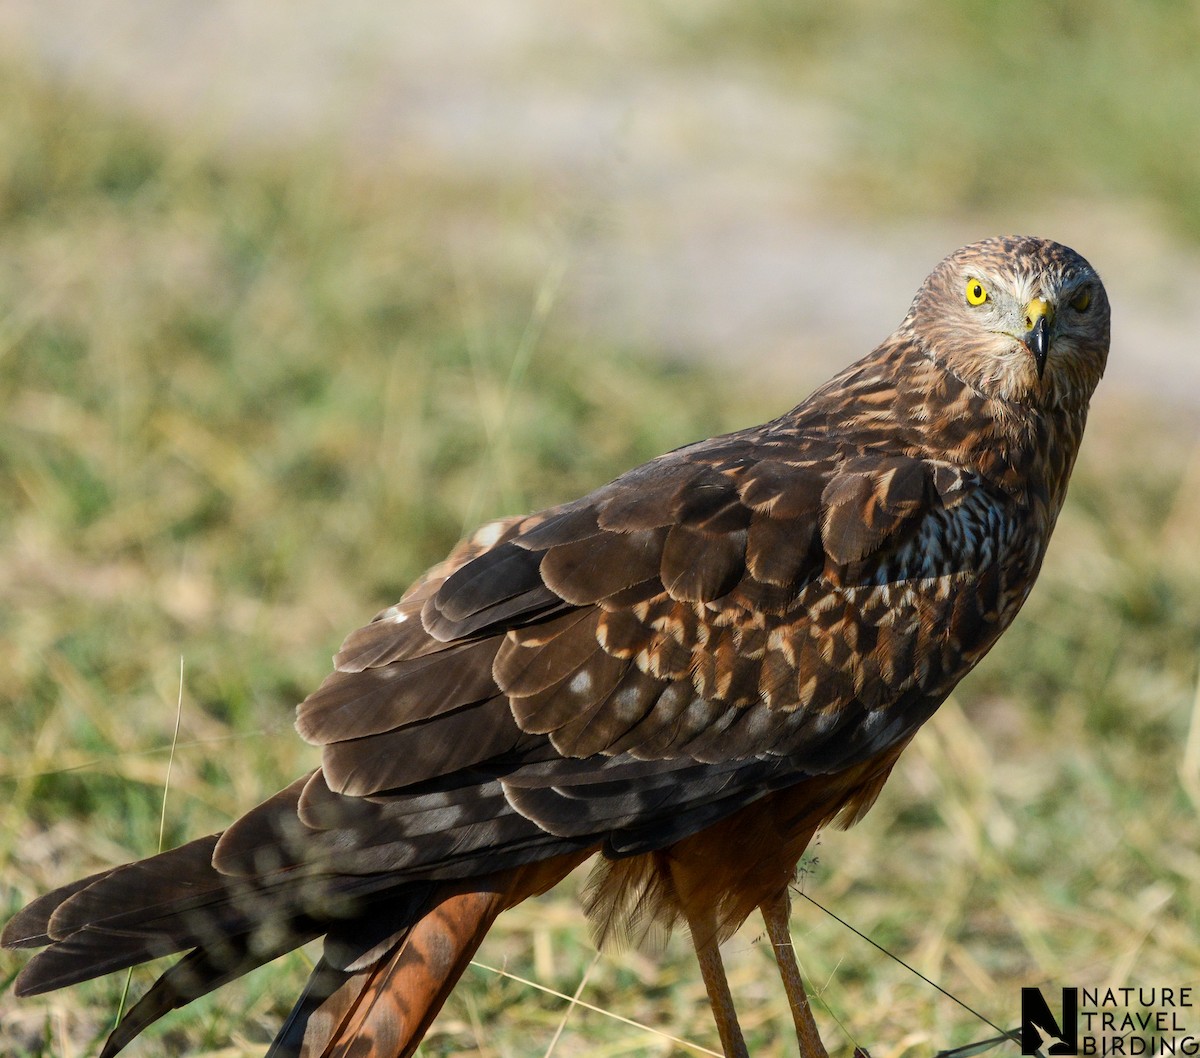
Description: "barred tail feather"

(268, 888), (506, 1058)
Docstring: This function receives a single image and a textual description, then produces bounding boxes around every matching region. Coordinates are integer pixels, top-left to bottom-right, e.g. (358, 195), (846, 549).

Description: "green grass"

(1, 43), (1199, 1058)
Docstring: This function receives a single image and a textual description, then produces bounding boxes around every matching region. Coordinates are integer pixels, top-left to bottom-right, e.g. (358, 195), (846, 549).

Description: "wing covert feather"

(307, 441), (1019, 792)
(282, 426), (1028, 895)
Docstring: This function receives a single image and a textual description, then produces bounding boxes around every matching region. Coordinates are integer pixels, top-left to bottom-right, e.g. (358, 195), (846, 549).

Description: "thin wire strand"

(794, 889), (1015, 1042)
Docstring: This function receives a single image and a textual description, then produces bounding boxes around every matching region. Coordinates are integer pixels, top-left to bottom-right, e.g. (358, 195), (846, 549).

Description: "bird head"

(908, 235), (1110, 408)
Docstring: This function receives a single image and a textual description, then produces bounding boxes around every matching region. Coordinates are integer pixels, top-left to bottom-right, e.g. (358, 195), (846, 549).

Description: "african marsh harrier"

(4, 236), (1110, 1057)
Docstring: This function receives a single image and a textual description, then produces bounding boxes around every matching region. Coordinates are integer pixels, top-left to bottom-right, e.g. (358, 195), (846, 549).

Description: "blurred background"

(1, 2), (1198, 1056)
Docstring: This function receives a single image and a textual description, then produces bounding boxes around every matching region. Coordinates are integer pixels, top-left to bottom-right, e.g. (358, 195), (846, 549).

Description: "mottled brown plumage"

(3, 236), (1110, 1057)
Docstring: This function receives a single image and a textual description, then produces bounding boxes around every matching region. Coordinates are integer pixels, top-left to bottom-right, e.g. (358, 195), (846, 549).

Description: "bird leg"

(685, 907), (749, 1058)
(760, 888), (831, 1058)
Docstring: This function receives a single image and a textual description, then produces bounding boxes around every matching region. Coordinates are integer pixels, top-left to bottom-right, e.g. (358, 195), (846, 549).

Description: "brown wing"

(254, 422), (1028, 874)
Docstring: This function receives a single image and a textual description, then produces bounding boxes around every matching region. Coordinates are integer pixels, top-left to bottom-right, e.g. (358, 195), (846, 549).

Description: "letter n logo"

(1021, 987), (1079, 1055)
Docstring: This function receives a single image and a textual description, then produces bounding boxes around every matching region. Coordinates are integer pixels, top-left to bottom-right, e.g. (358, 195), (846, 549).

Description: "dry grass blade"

(469, 959), (724, 1057)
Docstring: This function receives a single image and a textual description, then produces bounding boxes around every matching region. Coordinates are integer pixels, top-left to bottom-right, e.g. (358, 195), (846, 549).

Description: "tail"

(3, 837), (585, 1058)
(268, 885), (506, 1058)
(269, 856), (585, 1058)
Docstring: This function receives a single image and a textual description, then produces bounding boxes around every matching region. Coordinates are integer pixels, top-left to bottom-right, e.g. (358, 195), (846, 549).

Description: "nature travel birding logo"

(1021, 987), (1198, 1056)
(1023, 988), (1079, 1054)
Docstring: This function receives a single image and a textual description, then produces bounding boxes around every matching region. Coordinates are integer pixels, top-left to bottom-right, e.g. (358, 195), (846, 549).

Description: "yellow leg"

(686, 909), (749, 1058)
(760, 889), (831, 1058)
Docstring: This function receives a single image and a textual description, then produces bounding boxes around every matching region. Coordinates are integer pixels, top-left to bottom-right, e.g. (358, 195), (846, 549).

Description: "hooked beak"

(1024, 298), (1053, 378)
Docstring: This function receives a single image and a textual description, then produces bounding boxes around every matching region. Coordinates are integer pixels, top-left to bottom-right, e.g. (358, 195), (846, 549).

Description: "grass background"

(1, 5), (1199, 1056)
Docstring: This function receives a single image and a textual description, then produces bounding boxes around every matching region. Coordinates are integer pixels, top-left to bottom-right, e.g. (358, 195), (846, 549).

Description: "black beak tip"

(1027, 316), (1050, 378)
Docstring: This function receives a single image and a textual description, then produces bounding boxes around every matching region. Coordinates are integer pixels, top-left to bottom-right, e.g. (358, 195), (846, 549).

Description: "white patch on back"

(474, 521), (505, 548)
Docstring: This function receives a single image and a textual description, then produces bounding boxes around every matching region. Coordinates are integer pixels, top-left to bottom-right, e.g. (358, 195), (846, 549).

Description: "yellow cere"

(966, 278), (988, 305)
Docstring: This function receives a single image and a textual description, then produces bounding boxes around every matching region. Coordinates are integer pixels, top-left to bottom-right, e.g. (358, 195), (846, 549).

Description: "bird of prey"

(4, 236), (1110, 1058)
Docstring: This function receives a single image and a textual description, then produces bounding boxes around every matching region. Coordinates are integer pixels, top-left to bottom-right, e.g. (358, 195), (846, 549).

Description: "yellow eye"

(965, 278), (988, 306)
(1071, 288), (1091, 312)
